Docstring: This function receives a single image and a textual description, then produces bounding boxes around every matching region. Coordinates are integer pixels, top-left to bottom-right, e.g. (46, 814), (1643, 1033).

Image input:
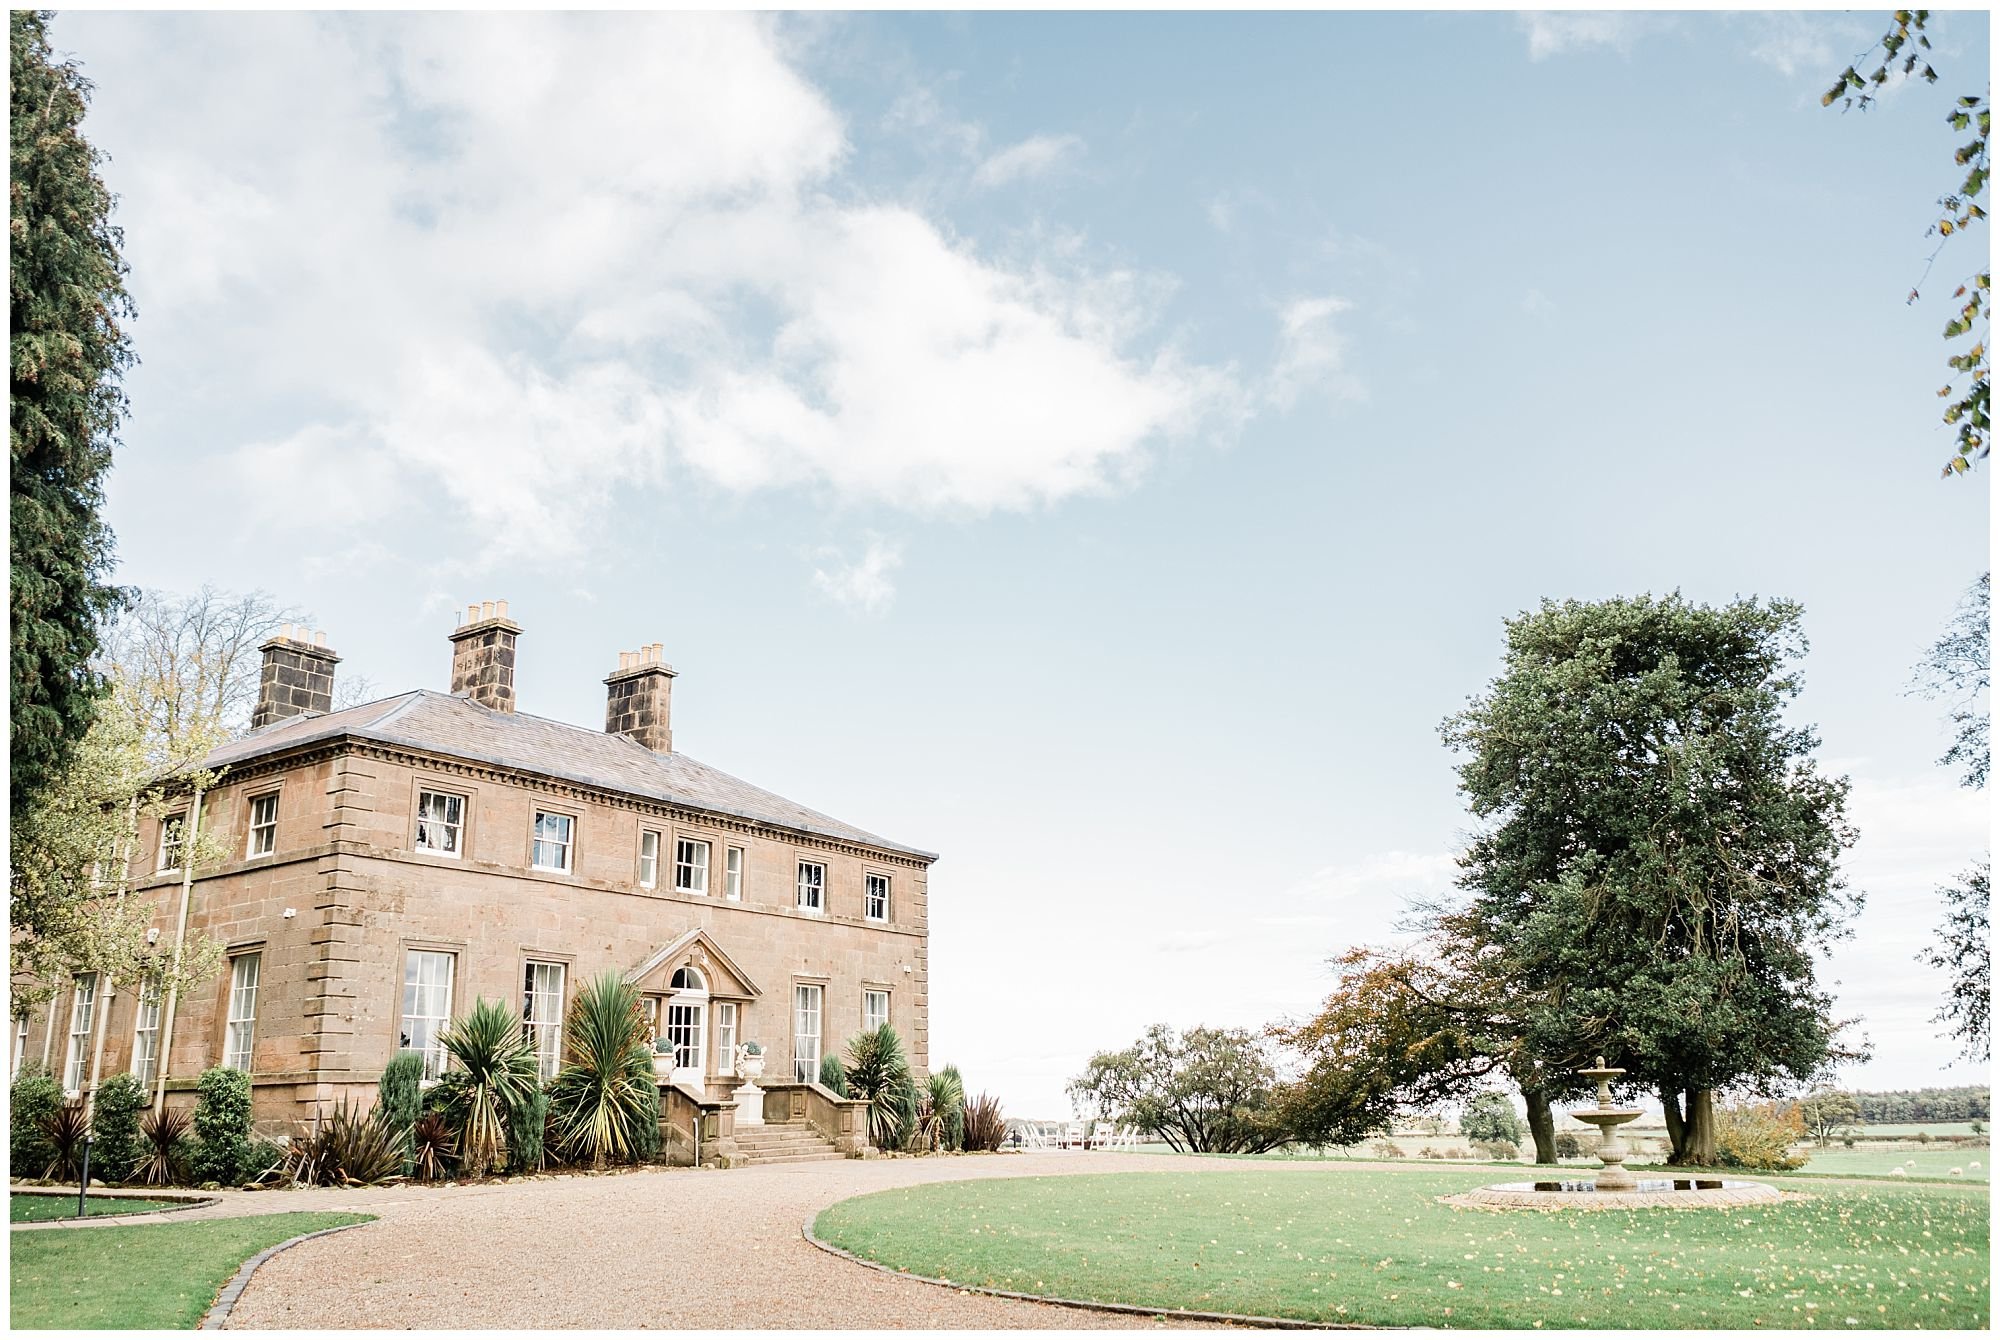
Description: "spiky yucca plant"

(409, 1113), (456, 1181)
(843, 1024), (916, 1151)
(42, 1102), (90, 1179)
(547, 973), (660, 1169)
(434, 998), (541, 1176)
(135, 1107), (192, 1186)
(285, 1100), (404, 1187)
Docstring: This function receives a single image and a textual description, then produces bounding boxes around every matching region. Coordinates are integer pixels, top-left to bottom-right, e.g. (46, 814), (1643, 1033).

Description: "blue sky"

(62, 10), (1989, 1116)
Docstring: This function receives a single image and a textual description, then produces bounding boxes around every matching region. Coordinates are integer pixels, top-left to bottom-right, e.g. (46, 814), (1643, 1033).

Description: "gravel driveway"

(216, 1150), (1282, 1329)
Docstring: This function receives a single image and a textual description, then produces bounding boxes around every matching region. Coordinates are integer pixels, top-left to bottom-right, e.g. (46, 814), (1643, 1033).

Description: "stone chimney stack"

(449, 601), (522, 713)
(252, 625), (339, 729)
(604, 643), (676, 753)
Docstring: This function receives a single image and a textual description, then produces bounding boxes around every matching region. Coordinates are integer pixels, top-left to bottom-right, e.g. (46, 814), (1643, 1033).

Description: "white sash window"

(224, 954), (261, 1072)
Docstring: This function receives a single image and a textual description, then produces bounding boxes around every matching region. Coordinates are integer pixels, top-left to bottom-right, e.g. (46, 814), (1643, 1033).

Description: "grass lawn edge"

(800, 1210), (1361, 1330)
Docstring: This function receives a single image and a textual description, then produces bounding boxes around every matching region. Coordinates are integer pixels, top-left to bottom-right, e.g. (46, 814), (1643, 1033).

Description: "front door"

(666, 965), (708, 1087)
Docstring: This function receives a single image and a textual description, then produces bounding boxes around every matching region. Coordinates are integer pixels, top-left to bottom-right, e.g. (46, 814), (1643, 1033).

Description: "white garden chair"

(1064, 1120), (1088, 1149)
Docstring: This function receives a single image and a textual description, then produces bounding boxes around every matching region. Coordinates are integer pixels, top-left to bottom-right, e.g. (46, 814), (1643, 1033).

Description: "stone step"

(742, 1150), (843, 1164)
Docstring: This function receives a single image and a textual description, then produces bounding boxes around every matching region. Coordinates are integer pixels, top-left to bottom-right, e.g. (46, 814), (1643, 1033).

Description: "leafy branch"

(1825, 11), (1988, 476)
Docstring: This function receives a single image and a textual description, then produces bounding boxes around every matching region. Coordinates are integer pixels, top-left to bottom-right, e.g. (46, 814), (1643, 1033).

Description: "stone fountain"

(1437, 1055), (1787, 1211)
(1572, 1055), (1644, 1191)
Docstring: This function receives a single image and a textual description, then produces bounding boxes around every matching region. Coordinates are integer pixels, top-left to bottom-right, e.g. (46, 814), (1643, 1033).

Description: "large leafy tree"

(10, 10), (134, 827)
(1920, 861), (1990, 1060)
(1069, 1023), (1290, 1154)
(1441, 594), (1862, 1166)
(1911, 571), (1990, 790)
(1823, 11), (1988, 477)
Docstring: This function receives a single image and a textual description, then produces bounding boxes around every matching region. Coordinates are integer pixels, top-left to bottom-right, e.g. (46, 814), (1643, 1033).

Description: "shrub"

(410, 1112), (456, 1181)
(818, 1054), (849, 1097)
(1371, 1139), (1406, 1159)
(1554, 1130), (1585, 1159)
(962, 1092), (1005, 1151)
(1916, 1130), (1933, 1144)
(11, 1068), (63, 1178)
(285, 1100), (404, 1187)
(134, 1107), (192, 1186)
(1842, 1135), (1856, 1148)
(938, 1065), (966, 1150)
(433, 999), (541, 1175)
(377, 1052), (424, 1173)
(89, 1073), (149, 1182)
(44, 1102), (91, 1179)
(546, 974), (660, 1169)
(844, 1025), (916, 1151)
(1460, 1092), (1526, 1146)
(1714, 1102), (1808, 1171)
(190, 1067), (254, 1185)
(1470, 1137), (1520, 1161)
(506, 1084), (548, 1174)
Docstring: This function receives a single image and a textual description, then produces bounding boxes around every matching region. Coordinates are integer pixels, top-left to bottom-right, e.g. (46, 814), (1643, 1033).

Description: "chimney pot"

(449, 600), (523, 712)
(604, 644), (677, 752)
(253, 625), (340, 729)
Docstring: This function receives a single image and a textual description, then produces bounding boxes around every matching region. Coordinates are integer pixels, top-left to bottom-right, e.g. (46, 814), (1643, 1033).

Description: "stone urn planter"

(734, 1044), (766, 1127)
(735, 1046), (765, 1080)
(652, 1043), (676, 1080)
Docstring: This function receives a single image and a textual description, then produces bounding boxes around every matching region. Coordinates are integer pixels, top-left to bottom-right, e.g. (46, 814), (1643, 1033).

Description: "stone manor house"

(15, 602), (935, 1152)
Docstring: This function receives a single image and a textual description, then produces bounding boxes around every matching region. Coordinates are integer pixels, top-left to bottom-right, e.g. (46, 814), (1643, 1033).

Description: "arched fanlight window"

(670, 965), (707, 993)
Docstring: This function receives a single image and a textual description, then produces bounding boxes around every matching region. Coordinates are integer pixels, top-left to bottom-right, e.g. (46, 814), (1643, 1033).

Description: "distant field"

(1851, 1122), (1984, 1139)
(1799, 1145), (1988, 1181)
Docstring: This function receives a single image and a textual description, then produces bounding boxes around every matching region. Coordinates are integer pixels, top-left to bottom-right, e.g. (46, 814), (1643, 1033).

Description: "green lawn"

(11, 1211), (372, 1330)
(815, 1169), (1989, 1329)
(9, 1195), (182, 1224)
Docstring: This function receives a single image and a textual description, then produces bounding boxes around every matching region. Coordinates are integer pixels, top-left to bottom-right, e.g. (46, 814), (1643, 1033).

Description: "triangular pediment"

(624, 927), (760, 999)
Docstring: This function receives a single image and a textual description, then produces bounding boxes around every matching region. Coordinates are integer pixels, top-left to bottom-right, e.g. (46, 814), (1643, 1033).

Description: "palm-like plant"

(135, 1106), (193, 1186)
(546, 973), (660, 1169)
(409, 1113), (456, 1181)
(434, 998), (541, 1176)
(843, 1024), (916, 1151)
(914, 1069), (964, 1152)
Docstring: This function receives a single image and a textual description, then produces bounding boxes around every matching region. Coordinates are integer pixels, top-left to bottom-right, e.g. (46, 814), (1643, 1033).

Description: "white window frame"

(12, 1012), (30, 1081)
(157, 811), (187, 873)
(865, 873), (890, 923)
(130, 977), (162, 1088)
(675, 838), (710, 895)
(638, 829), (660, 889)
(724, 846), (743, 901)
(531, 810), (574, 873)
(224, 953), (261, 1072)
(415, 789), (465, 858)
(863, 989), (890, 1035)
(400, 950), (455, 1082)
(716, 1001), (738, 1075)
(666, 966), (708, 1079)
(793, 983), (823, 1083)
(796, 861), (825, 915)
(523, 961), (566, 1079)
(62, 974), (97, 1093)
(246, 792), (279, 858)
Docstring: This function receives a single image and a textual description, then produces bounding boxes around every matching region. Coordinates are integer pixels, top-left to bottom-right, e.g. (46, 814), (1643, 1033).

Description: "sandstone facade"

(18, 606), (933, 1133)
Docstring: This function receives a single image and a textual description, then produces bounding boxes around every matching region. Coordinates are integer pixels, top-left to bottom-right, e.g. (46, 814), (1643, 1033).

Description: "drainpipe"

(151, 788), (203, 1115)
(81, 799), (139, 1123)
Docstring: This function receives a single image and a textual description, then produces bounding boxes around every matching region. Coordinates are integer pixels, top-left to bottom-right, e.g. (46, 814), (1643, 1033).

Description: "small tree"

(817, 1054), (849, 1097)
(843, 1024), (916, 1151)
(10, 1066), (63, 1179)
(433, 999), (540, 1175)
(546, 974), (660, 1169)
(1459, 1092), (1526, 1147)
(1069, 1023), (1290, 1154)
(1795, 1089), (1865, 1148)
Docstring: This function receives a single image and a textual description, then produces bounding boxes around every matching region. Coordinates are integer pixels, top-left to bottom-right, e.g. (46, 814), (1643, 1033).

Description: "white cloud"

(73, 14), (1232, 567)
(1517, 12), (1674, 61)
(972, 132), (1085, 189)
(811, 535), (904, 614)
(1266, 294), (1365, 410)
(1522, 288), (1556, 317)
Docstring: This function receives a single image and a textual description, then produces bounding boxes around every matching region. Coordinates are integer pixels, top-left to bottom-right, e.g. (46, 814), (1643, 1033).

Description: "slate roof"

(199, 690), (935, 860)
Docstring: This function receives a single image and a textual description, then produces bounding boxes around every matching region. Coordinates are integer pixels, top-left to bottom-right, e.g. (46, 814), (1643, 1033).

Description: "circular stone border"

(802, 1215), (1381, 1330)
(1439, 1180), (1791, 1212)
(199, 1220), (373, 1330)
